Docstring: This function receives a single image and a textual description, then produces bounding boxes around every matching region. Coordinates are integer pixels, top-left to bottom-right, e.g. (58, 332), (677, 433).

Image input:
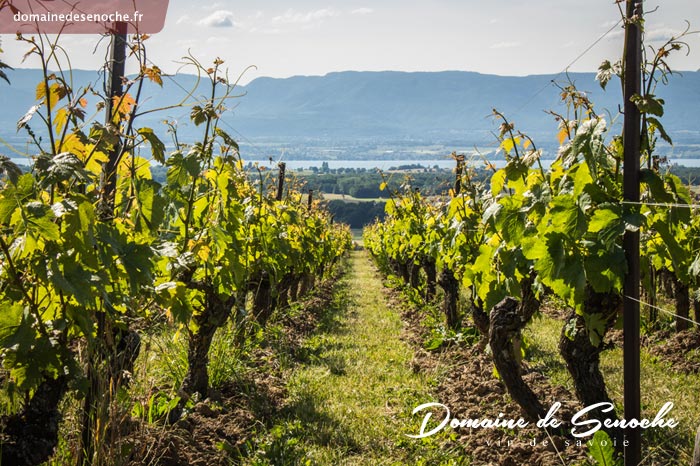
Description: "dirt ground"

(396, 292), (590, 466)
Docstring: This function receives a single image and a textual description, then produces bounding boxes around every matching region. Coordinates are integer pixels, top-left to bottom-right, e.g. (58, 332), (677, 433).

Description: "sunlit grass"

(525, 312), (700, 464)
(246, 250), (466, 465)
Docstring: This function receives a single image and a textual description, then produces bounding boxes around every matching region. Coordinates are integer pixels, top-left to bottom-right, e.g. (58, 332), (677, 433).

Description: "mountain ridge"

(1, 68), (699, 152)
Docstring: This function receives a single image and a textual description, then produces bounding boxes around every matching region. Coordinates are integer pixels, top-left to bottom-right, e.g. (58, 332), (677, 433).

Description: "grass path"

(248, 250), (454, 465)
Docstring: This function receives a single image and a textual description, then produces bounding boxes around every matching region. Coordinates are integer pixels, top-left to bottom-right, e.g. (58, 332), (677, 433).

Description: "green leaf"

(595, 60), (614, 91)
(134, 179), (166, 232)
(630, 94), (664, 117)
(588, 204), (625, 248)
(138, 127), (166, 164)
(35, 152), (90, 187)
(647, 116), (672, 145)
(48, 259), (96, 305)
(572, 162), (593, 198)
(588, 430), (620, 465)
(0, 196), (18, 224)
(640, 169), (674, 203)
(588, 206), (620, 233)
(24, 201), (60, 241)
(490, 170), (506, 196)
(214, 128), (239, 153)
(495, 197), (526, 245)
(549, 195), (587, 238)
(190, 104), (217, 127)
(584, 244), (625, 293)
(0, 301), (24, 342)
(166, 151), (201, 188)
(690, 254), (700, 279)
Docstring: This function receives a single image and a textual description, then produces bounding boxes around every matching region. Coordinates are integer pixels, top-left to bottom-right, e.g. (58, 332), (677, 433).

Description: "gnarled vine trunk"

(397, 261), (410, 284)
(277, 273), (296, 310)
(439, 268), (460, 330)
(470, 297), (489, 347)
(298, 272), (315, 297)
(181, 290), (235, 399)
(408, 262), (421, 290)
(1, 375), (68, 466)
(422, 257), (437, 301)
(674, 277), (690, 332)
(559, 288), (621, 443)
(251, 272), (276, 324)
(79, 324), (141, 465)
(488, 279), (544, 422)
(289, 274), (301, 303)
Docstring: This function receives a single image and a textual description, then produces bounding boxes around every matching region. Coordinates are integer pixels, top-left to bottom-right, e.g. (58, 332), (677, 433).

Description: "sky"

(2, 0), (699, 84)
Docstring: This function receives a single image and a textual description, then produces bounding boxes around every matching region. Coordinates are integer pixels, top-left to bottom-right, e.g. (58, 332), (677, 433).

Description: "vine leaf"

(138, 127), (166, 163)
(17, 104), (41, 131)
(588, 430), (621, 465)
(630, 94), (664, 117)
(647, 116), (672, 145)
(0, 155), (22, 185)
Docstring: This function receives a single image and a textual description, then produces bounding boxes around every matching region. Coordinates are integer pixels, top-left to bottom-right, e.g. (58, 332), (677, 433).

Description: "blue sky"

(2, 0), (699, 82)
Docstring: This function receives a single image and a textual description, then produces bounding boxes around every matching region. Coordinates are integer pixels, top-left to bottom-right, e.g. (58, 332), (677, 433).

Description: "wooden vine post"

(80, 21), (130, 466)
(622, 1), (642, 465)
(276, 162), (286, 201)
(99, 21), (128, 219)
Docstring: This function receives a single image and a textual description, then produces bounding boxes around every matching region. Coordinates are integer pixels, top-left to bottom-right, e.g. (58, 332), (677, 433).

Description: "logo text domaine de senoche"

(406, 401), (678, 441)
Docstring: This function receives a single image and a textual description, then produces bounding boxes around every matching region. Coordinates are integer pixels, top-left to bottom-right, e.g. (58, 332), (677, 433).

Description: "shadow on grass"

(238, 266), (365, 464)
(526, 343), (568, 375)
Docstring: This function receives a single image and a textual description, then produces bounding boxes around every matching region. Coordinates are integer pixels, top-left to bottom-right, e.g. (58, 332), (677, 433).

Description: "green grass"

(246, 250), (465, 465)
(525, 312), (700, 465)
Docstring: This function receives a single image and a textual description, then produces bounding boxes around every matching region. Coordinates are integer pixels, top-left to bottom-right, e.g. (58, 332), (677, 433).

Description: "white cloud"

(351, 8), (374, 15)
(605, 29), (624, 40)
(272, 8), (338, 25)
(646, 27), (679, 42)
(490, 41), (520, 49)
(198, 10), (235, 28)
(204, 3), (226, 11)
(206, 36), (227, 44)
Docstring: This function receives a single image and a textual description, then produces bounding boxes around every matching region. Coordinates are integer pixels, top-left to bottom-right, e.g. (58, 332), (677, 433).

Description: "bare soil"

(396, 290), (591, 466)
(120, 274), (341, 465)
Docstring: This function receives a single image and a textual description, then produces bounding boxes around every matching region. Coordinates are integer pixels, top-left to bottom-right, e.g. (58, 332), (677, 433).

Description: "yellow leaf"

(36, 82), (65, 110)
(142, 65), (163, 86)
(60, 133), (109, 175)
(36, 82), (47, 101)
(111, 93), (136, 122)
(117, 155), (152, 180)
(500, 136), (520, 153)
(197, 245), (211, 261)
(379, 181), (387, 191)
(557, 127), (568, 145)
(54, 108), (68, 134)
(523, 139), (531, 150)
